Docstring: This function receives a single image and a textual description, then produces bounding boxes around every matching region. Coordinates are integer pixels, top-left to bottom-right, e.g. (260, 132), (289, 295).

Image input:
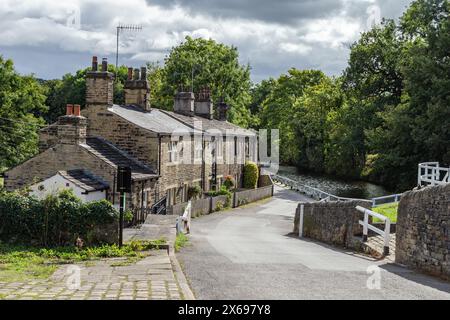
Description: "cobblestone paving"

(0, 250), (183, 300)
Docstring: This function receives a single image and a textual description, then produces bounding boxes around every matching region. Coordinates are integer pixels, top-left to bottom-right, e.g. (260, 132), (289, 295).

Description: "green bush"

(0, 190), (119, 246)
(243, 161), (259, 189)
(223, 175), (235, 190)
(207, 186), (233, 208)
(187, 185), (202, 200)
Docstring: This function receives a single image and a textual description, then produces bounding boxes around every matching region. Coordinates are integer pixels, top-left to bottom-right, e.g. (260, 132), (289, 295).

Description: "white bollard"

(298, 204), (304, 238)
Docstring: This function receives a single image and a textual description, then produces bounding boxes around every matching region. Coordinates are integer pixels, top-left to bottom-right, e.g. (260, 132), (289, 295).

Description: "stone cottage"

(4, 56), (257, 220)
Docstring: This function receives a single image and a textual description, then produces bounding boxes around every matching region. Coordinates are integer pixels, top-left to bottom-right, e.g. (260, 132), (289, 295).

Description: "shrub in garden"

(187, 185), (202, 200)
(0, 189), (119, 246)
(223, 175), (235, 190)
(207, 186), (232, 208)
(243, 161), (259, 189)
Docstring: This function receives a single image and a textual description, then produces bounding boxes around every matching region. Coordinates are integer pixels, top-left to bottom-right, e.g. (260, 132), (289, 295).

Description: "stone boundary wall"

(396, 183), (450, 280)
(234, 185), (273, 207)
(167, 185), (274, 216)
(167, 195), (229, 217)
(294, 200), (371, 248)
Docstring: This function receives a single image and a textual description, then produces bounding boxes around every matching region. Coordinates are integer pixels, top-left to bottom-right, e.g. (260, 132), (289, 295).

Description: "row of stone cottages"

(3, 56), (259, 221)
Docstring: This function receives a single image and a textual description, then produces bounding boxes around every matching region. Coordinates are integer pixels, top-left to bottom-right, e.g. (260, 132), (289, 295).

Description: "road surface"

(177, 186), (450, 299)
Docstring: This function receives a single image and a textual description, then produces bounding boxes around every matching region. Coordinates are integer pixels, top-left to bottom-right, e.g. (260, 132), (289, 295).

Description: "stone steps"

(361, 234), (396, 262)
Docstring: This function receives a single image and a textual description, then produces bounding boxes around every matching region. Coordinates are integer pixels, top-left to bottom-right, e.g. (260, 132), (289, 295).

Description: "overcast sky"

(0, 0), (412, 82)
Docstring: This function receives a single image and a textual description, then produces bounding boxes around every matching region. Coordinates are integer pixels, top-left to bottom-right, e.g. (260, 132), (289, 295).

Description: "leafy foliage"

(187, 185), (202, 200)
(243, 161), (259, 189)
(160, 36), (254, 127)
(0, 56), (47, 170)
(0, 189), (119, 246)
(223, 175), (235, 190)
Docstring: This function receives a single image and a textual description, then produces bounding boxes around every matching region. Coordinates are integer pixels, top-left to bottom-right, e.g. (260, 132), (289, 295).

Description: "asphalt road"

(177, 186), (450, 300)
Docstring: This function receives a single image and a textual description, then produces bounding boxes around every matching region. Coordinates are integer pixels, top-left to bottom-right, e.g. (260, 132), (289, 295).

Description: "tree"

(0, 56), (47, 170)
(259, 69), (325, 165)
(365, 0), (450, 190)
(294, 77), (345, 174)
(160, 36), (253, 127)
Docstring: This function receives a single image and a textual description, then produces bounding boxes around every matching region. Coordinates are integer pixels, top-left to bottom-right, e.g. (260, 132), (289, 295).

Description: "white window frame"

(168, 141), (178, 163)
(216, 137), (223, 159)
(194, 139), (203, 162)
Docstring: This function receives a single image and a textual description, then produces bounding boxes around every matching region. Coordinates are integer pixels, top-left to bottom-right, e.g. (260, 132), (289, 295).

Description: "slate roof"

(80, 137), (158, 181)
(108, 104), (196, 135)
(160, 110), (257, 136)
(58, 170), (109, 193)
(108, 104), (255, 136)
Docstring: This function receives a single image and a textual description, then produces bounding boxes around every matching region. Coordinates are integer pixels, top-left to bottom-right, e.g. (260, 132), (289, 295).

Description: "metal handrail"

(271, 174), (372, 203)
(151, 196), (167, 215)
(418, 162), (450, 186)
(356, 206), (391, 256)
(371, 194), (403, 207)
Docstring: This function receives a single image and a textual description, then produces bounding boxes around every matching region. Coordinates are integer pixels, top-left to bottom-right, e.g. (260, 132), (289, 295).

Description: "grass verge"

(372, 202), (398, 223)
(0, 239), (166, 283)
(175, 233), (189, 252)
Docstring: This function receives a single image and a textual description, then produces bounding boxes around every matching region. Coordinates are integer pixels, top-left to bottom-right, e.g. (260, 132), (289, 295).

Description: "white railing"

(418, 162), (450, 186)
(371, 194), (402, 207)
(272, 174), (372, 204)
(356, 206), (391, 256)
(176, 201), (191, 235)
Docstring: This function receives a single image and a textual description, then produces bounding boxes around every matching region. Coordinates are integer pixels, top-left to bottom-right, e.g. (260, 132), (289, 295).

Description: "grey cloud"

(147, 0), (344, 25)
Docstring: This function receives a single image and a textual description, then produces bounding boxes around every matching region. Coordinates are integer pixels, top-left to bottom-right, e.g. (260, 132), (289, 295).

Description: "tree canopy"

(0, 56), (47, 170)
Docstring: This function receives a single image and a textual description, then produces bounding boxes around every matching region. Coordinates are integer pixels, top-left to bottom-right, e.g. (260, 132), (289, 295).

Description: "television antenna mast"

(115, 24), (142, 78)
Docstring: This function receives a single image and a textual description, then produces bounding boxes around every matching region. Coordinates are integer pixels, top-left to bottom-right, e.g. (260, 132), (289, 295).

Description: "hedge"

(0, 189), (119, 246)
(243, 161), (259, 189)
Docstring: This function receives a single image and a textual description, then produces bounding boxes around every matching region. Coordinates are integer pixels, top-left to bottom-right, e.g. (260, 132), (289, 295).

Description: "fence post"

(298, 204), (304, 238)
(383, 219), (391, 256)
(362, 210), (368, 242)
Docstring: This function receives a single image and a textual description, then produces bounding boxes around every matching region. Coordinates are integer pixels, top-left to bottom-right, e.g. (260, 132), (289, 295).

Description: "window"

(194, 140), (202, 161)
(216, 137), (223, 158)
(168, 141), (178, 163)
(245, 137), (250, 159)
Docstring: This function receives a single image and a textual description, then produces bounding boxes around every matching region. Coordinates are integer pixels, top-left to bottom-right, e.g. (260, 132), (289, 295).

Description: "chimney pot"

(127, 67), (133, 80)
(73, 104), (81, 116)
(66, 104), (74, 115)
(140, 67), (147, 80)
(101, 58), (108, 72)
(92, 56), (98, 71)
(133, 68), (140, 81)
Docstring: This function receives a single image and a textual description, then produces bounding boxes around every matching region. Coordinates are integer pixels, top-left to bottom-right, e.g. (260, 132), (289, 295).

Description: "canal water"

(277, 166), (391, 199)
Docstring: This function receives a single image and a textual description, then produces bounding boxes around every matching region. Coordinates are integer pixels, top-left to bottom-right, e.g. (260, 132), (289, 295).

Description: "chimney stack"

(86, 56), (114, 106)
(194, 86), (213, 119)
(57, 103), (87, 145)
(124, 67), (151, 112)
(174, 91), (195, 116)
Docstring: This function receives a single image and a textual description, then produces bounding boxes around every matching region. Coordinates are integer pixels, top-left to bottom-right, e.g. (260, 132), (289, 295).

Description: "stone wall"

(294, 201), (371, 248)
(396, 184), (450, 280)
(167, 195), (229, 217)
(82, 105), (159, 167)
(234, 185), (273, 207)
